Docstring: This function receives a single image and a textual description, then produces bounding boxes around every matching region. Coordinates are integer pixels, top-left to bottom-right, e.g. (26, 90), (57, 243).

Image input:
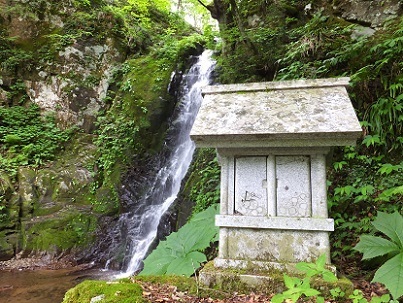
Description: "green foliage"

(276, 12), (355, 80)
(271, 275), (322, 303)
(140, 204), (219, 277)
(296, 254), (338, 283)
(329, 146), (403, 263)
(354, 212), (403, 300)
(188, 149), (220, 214)
(0, 104), (74, 177)
(273, 254), (394, 303)
(25, 212), (97, 252)
(94, 115), (140, 177)
(271, 254), (339, 303)
(62, 279), (145, 303)
(348, 290), (394, 303)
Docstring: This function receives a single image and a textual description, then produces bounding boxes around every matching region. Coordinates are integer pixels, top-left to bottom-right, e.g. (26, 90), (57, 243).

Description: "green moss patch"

(62, 279), (145, 303)
(22, 211), (97, 253)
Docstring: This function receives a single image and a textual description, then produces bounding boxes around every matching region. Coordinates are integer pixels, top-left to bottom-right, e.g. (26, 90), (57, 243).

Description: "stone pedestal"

(190, 78), (362, 289)
(215, 147), (333, 269)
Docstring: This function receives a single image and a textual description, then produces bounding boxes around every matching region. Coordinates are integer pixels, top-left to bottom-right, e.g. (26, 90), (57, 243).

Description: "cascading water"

(112, 50), (215, 278)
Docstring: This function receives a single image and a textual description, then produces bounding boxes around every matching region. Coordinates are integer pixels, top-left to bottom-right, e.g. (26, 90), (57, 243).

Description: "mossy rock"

(62, 279), (146, 303)
(21, 210), (97, 256)
(199, 261), (354, 297)
(0, 230), (15, 260)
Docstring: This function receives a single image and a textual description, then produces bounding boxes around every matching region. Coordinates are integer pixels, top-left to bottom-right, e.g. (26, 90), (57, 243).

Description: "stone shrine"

(190, 78), (362, 278)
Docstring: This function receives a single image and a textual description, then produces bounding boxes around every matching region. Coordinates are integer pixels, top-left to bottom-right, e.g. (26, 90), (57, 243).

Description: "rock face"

(336, 0), (401, 28)
(0, 1), (128, 262)
(25, 39), (122, 132)
(0, 0), (190, 264)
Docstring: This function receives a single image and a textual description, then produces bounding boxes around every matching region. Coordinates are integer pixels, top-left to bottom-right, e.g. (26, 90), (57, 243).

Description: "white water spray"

(116, 50), (215, 278)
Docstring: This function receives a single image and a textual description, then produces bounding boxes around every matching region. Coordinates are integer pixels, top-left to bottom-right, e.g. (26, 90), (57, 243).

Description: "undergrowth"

(0, 104), (74, 178)
(214, 2), (403, 285)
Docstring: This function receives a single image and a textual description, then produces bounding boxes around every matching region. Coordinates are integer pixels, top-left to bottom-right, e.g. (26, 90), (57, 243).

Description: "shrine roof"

(190, 77), (362, 148)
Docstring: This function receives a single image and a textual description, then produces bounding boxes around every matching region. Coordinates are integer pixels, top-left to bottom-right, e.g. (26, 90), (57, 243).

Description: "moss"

(200, 263), (283, 295)
(62, 279), (146, 303)
(22, 211), (97, 253)
(198, 261), (354, 297)
(0, 231), (15, 260)
(93, 184), (120, 215)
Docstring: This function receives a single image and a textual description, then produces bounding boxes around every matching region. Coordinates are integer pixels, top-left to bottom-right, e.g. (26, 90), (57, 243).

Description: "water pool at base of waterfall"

(0, 268), (117, 303)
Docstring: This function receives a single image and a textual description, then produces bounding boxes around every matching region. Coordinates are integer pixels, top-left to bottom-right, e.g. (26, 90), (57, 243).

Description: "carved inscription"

(276, 156), (312, 217)
(235, 157), (267, 216)
(237, 190), (265, 216)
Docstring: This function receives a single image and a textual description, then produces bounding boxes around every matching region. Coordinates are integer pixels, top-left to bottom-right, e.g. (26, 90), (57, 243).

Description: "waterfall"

(113, 50), (215, 278)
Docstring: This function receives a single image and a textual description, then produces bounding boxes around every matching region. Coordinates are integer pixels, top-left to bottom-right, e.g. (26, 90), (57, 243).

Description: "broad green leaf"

(165, 251), (207, 276)
(354, 234), (399, 260)
(182, 223), (217, 253)
(295, 262), (315, 275)
(372, 253), (403, 300)
(378, 163), (401, 175)
(372, 211), (403, 247)
(315, 254), (326, 269)
(360, 184), (375, 195)
(283, 274), (297, 289)
(140, 247), (176, 275)
(377, 186), (403, 202)
(295, 255), (337, 281)
(362, 134), (382, 147)
(370, 294), (391, 303)
(302, 288), (321, 296)
(140, 204), (218, 276)
(322, 271), (338, 282)
(164, 232), (185, 254)
(270, 293), (287, 303)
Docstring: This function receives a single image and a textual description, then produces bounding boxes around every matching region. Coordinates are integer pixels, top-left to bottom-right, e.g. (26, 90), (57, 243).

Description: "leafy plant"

(348, 289), (392, 303)
(0, 104), (74, 176)
(188, 149), (220, 214)
(273, 254), (395, 303)
(271, 275), (323, 303)
(354, 211), (403, 300)
(271, 254), (338, 303)
(140, 204), (219, 277)
(295, 254), (338, 283)
(329, 286), (345, 300)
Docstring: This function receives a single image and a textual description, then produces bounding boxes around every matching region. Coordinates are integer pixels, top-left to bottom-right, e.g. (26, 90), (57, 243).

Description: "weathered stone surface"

(216, 215), (334, 231)
(234, 157), (267, 216)
(276, 156), (311, 217)
(199, 261), (354, 296)
(337, 0), (401, 28)
(192, 77), (362, 292)
(25, 38), (122, 132)
(219, 228), (331, 263)
(191, 78), (362, 148)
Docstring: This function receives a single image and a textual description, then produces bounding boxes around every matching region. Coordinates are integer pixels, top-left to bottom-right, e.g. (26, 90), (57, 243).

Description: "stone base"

(213, 258), (337, 274)
(199, 261), (286, 294)
(199, 261), (353, 296)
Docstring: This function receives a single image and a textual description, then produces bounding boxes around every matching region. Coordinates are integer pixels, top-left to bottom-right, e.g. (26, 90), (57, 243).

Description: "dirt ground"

(136, 277), (389, 303)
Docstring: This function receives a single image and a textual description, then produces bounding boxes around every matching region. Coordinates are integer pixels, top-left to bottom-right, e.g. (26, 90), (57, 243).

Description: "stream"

(0, 268), (111, 303)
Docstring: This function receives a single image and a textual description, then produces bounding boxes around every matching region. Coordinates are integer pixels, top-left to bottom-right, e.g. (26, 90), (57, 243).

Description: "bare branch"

(196, 0), (209, 10)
